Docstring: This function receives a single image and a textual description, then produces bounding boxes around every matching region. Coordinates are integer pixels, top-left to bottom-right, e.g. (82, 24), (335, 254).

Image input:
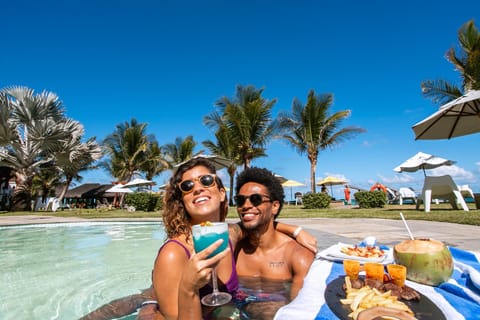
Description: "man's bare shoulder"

(281, 236), (315, 267)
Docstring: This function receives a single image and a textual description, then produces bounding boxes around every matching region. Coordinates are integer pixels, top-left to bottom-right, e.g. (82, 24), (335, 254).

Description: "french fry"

(345, 276), (352, 291)
(340, 277), (414, 319)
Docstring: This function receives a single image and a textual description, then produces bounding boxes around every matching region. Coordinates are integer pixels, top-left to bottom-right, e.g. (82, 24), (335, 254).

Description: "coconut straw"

(400, 212), (415, 240)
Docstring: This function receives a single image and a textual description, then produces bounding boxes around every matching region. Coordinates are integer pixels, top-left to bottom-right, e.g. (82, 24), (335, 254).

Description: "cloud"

(430, 165), (476, 182)
(362, 140), (374, 147)
(377, 164), (478, 192)
(323, 172), (348, 181)
(380, 174), (417, 185)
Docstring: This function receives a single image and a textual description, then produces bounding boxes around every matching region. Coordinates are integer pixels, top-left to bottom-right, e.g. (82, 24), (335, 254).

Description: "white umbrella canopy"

(281, 179), (305, 201)
(393, 151), (455, 176)
(274, 174), (288, 184)
(174, 154), (233, 171)
(105, 184), (133, 193)
(122, 178), (155, 188)
(413, 90), (480, 140)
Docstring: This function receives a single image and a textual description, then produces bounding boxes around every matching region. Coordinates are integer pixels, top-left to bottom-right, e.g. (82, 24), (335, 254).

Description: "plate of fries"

(316, 242), (394, 264)
(324, 276), (446, 320)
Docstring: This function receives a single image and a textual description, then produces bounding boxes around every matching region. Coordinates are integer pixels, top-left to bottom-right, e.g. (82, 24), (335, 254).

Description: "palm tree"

(54, 132), (103, 203)
(202, 114), (238, 205)
(277, 89), (366, 193)
(0, 86), (94, 211)
(163, 135), (201, 166)
(102, 118), (167, 205)
(421, 19), (480, 104)
(214, 84), (278, 169)
(142, 140), (170, 181)
(102, 118), (151, 182)
(31, 164), (63, 209)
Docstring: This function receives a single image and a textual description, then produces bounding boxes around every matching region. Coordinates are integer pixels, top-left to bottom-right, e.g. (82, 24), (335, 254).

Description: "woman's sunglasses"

(178, 174), (216, 194)
(234, 194), (272, 207)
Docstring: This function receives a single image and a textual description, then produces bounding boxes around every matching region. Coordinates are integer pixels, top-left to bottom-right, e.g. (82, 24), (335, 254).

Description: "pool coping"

(1, 215), (479, 252)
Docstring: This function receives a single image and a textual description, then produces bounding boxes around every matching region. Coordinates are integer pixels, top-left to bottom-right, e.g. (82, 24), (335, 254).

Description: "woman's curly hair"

(162, 157), (228, 239)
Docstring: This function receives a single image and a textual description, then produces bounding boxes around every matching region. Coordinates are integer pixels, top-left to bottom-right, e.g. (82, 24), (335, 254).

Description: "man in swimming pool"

(233, 167), (315, 318)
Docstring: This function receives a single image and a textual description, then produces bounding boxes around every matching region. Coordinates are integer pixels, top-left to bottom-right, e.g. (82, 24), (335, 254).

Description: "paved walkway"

(277, 217), (480, 252)
(1, 215), (478, 252)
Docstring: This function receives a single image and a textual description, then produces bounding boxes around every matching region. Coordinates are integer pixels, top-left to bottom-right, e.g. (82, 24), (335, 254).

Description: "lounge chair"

(458, 184), (474, 199)
(385, 187), (399, 204)
(416, 175), (469, 212)
(398, 187), (417, 205)
(294, 192), (303, 206)
(45, 198), (61, 212)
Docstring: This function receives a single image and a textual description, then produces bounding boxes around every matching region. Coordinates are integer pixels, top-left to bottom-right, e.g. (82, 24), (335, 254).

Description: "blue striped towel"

(274, 247), (480, 320)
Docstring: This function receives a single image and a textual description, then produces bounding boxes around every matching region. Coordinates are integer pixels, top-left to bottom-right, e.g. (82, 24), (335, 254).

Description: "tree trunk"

(310, 158), (317, 194)
(57, 176), (73, 204)
(11, 172), (33, 211)
(228, 166), (235, 207)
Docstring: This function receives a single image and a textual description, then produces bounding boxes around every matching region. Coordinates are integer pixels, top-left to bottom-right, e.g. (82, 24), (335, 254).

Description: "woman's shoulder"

(155, 238), (192, 263)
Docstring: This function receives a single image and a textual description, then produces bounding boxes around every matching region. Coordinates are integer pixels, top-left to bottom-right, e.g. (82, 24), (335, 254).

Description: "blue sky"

(2, 0), (479, 200)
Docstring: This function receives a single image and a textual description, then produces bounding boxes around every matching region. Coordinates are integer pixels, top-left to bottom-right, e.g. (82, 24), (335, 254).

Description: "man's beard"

(243, 217), (270, 245)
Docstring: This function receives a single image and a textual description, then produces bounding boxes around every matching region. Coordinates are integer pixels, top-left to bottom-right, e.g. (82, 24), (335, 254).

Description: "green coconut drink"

(393, 238), (453, 286)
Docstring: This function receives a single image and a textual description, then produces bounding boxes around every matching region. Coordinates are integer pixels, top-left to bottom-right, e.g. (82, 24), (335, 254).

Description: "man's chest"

(236, 251), (292, 279)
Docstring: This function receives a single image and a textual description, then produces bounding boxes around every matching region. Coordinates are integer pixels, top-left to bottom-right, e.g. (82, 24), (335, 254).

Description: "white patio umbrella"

(274, 174), (288, 184)
(413, 90), (480, 140)
(282, 179), (305, 201)
(393, 151), (456, 176)
(121, 178), (155, 193)
(122, 178), (155, 188)
(316, 176), (347, 196)
(105, 184), (133, 193)
(105, 184), (133, 208)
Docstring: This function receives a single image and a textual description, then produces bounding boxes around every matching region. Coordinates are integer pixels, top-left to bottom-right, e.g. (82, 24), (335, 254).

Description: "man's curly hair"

(235, 167), (284, 218)
(163, 157), (228, 239)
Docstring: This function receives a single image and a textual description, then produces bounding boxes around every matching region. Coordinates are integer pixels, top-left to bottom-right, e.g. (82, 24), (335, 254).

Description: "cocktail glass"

(192, 222), (232, 306)
(343, 259), (360, 280)
(387, 264), (407, 287)
(365, 262), (385, 282)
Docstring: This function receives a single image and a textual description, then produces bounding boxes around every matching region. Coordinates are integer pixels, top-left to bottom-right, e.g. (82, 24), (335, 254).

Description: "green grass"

(2, 203), (479, 226)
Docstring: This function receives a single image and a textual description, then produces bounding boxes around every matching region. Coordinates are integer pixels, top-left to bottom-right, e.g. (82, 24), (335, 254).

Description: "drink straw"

(400, 212), (415, 240)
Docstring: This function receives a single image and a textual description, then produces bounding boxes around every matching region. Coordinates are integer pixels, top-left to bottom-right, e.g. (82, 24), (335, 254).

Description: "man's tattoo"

(269, 261), (285, 268)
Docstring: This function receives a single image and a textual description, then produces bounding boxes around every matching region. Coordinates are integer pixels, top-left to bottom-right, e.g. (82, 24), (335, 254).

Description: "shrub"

(125, 193), (159, 212)
(355, 191), (387, 208)
(155, 194), (164, 210)
(302, 192), (331, 209)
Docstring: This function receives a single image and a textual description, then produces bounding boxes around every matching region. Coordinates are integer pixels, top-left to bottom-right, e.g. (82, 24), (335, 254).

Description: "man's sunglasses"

(178, 174), (216, 194)
(234, 194), (272, 207)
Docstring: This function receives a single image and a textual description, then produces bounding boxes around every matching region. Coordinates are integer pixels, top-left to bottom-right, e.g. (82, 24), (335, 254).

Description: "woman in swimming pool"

(137, 157), (317, 320)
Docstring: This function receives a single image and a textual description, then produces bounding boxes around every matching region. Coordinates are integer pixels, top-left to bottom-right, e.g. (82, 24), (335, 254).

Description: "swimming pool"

(0, 222), (166, 320)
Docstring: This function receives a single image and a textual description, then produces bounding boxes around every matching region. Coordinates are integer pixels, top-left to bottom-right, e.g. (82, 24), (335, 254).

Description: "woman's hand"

(180, 239), (230, 292)
(296, 230), (318, 253)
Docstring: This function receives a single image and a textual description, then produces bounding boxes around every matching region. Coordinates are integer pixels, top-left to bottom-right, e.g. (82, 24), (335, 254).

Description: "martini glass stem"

(211, 267), (220, 301)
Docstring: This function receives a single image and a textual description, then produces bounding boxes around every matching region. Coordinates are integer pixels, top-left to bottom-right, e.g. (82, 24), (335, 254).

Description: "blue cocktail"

(192, 222), (229, 257)
(191, 222), (232, 306)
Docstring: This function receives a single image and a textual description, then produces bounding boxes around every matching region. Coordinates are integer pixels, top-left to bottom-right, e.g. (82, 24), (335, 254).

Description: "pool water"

(209, 276), (292, 320)
(0, 222), (166, 320)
